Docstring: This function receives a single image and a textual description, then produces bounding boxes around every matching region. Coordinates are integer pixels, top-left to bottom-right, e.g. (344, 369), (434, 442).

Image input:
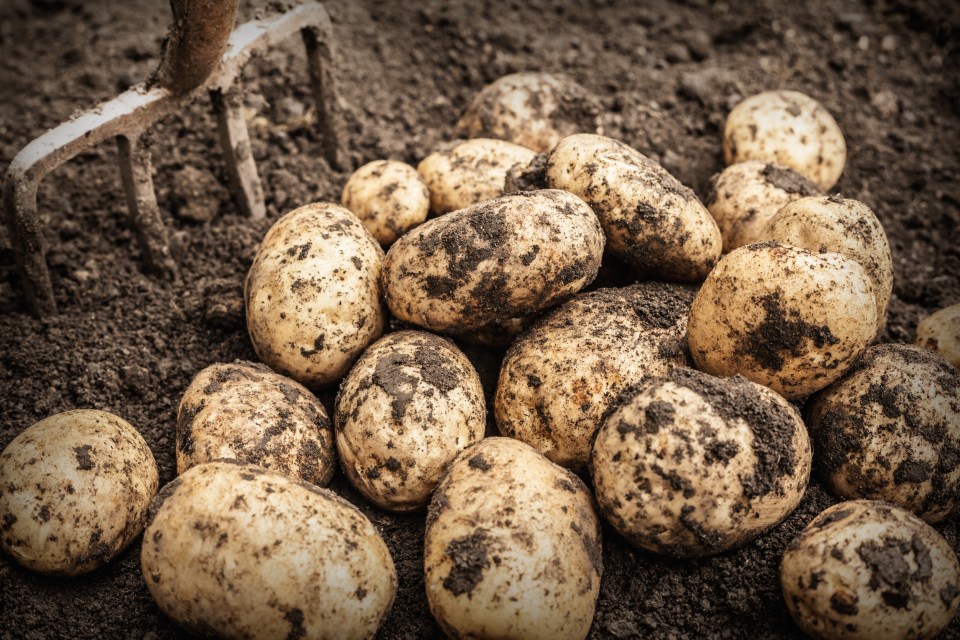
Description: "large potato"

(142, 460), (396, 640)
(382, 189), (604, 333)
(425, 438), (601, 640)
(245, 203), (386, 389)
(0, 409), (158, 575)
(916, 303), (960, 368)
(341, 160), (430, 245)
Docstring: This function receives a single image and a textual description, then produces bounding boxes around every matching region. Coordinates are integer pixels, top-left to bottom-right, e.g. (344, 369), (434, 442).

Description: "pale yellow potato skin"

(177, 361), (335, 486)
(546, 133), (721, 281)
(425, 438), (602, 640)
(687, 242), (876, 400)
(245, 203), (386, 389)
(341, 160), (430, 245)
(0, 409), (158, 576)
(724, 90), (846, 190)
(142, 460), (396, 640)
(781, 500), (960, 640)
(916, 303), (960, 369)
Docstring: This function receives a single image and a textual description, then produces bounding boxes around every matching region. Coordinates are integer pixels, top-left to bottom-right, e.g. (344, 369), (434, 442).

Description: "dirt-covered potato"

(916, 303), (960, 369)
(687, 242), (876, 400)
(545, 133), (721, 281)
(591, 368), (811, 556)
(341, 160), (430, 245)
(495, 282), (695, 471)
(245, 203), (385, 389)
(0, 409), (158, 576)
(177, 361), (335, 486)
(335, 331), (486, 512)
(425, 438), (601, 640)
(382, 190), (604, 333)
(417, 138), (536, 214)
(781, 500), (960, 640)
(806, 344), (960, 523)
(142, 460), (396, 639)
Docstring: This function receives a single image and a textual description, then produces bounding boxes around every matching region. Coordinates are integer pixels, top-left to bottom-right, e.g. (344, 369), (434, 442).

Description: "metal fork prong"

(3, 178), (56, 314)
(302, 17), (349, 172)
(211, 86), (266, 219)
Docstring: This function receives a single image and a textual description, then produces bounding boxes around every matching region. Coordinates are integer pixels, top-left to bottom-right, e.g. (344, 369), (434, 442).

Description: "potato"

(341, 160), (430, 245)
(456, 72), (602, 153)
(545, 133), (721, 281)
(687, 242), (876, 400)
(334, 330), (486, 512)
(0, 409), (158, 576)
(245, 202), (386, 389)
(495, 282), (695, 471)
(142, 460), (396, 639)
(382, 189), (604, 333)
(724, 90), (846, 190)
(417, 138), (536, 214)
(805, 344), (960, 523)
(781, 500), (960, 640)
(425, 438), (601, 640)
(916, 303), (960, 368)
(177, 361), (335, 486)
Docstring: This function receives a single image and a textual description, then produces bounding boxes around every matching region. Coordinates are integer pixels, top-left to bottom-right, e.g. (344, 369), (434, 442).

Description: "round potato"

(341, 160), (430, 245)
(781, 500), (960, 640)
(425, 437), (601, 640)
(545, 133), (721, 281)
(142, 460), (396, 640)
(724, 90), (846, 190)
(245, 202), (385, 389)
(0, 409), (158, 576)
(916, 303), (960, 368)
(382, 189), (604, 333)
(687, 242), (876, 400)
(177, 361), (336, 486)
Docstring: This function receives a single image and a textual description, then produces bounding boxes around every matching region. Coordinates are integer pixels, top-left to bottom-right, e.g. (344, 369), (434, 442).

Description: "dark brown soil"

(1, 0), (958, 638)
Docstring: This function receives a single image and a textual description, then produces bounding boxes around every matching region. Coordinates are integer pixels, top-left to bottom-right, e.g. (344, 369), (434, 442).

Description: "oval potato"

(341, 160), (430, 245)
(916, 303), (960, 368)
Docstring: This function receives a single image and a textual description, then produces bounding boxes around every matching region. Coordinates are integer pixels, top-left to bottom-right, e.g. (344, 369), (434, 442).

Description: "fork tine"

(211, 86), (266, 220)
(302, 16), (350, 172)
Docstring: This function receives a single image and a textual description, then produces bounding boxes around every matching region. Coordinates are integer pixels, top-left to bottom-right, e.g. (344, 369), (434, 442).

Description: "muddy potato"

(781, 500), (960, 640)
(0, 409), (158, 576)
(142, 460), (396, 640)
(687, 242), (876, 400)
(916, 303), (960, 368)
(245, 203), (385, 389)
(177, 361), (335, 486)
(546, 133), (721, 281)
(341, 160), (430, 245)
(425, 438), (602, 640)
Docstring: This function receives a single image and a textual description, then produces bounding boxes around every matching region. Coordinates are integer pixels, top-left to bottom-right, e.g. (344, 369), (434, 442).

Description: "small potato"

(546, 133), (721, 281)
(425, 438), (602, 640)
(0, 409), (158, 575)
(245, 203), (386, 389)
(806, 344), (960, 523)
(177, 361), (336, 486)
(781, 500), (960, 640)
(495, 282), (696, 471)
(334, 330), (486, 512)
(724, 90), (846, 190)
(142, 460), (396, 640)
(382, 190), (604, 333)
(687, 242), (877, 400)
(916, 303), (960, 368)
(417, 138), (536, 214)
(591, 368), (811, 557)
(341, 160), (430, 245)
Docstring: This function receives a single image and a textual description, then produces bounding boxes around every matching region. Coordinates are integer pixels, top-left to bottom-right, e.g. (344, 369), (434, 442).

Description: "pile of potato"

(3, 72), (959, 640)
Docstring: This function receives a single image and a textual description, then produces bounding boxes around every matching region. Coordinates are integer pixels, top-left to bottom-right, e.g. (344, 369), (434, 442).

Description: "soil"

(1, 0), (958, 638)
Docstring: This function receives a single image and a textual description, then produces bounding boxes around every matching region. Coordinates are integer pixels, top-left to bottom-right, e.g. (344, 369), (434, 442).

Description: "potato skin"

(245, 203), (386, 389)
(915, 303), (960, 369)
(142, 460), (396, 640)
(177, 361), (336, 486)
(425, 438), (602, 640)
(382, 189), (604, 333)
(341, 160), (430, 245)
(0, 410), (158, 576)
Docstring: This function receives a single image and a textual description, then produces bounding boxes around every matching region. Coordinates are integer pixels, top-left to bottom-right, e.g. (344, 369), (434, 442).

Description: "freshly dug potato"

(335, 331), (486, 512)
(417, 138), (536, 214)
(781, 500), (960, 640)
(177, 361), (335, 486)
(545, 133), (721, 281)
(142, 460), (396, 640)
(245, 203), (385, 389)
(341, 160), (430, 245)
(591, 368), (811, 557)
(687, 242), (876, 400)
(916, 303), (960, 368)
(425, 438), (601, 640)
(382, 190), (604, 333)
(495, 282), (696, 471)
(0, 409), (158, 576)
(806, 344), (960, 523)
